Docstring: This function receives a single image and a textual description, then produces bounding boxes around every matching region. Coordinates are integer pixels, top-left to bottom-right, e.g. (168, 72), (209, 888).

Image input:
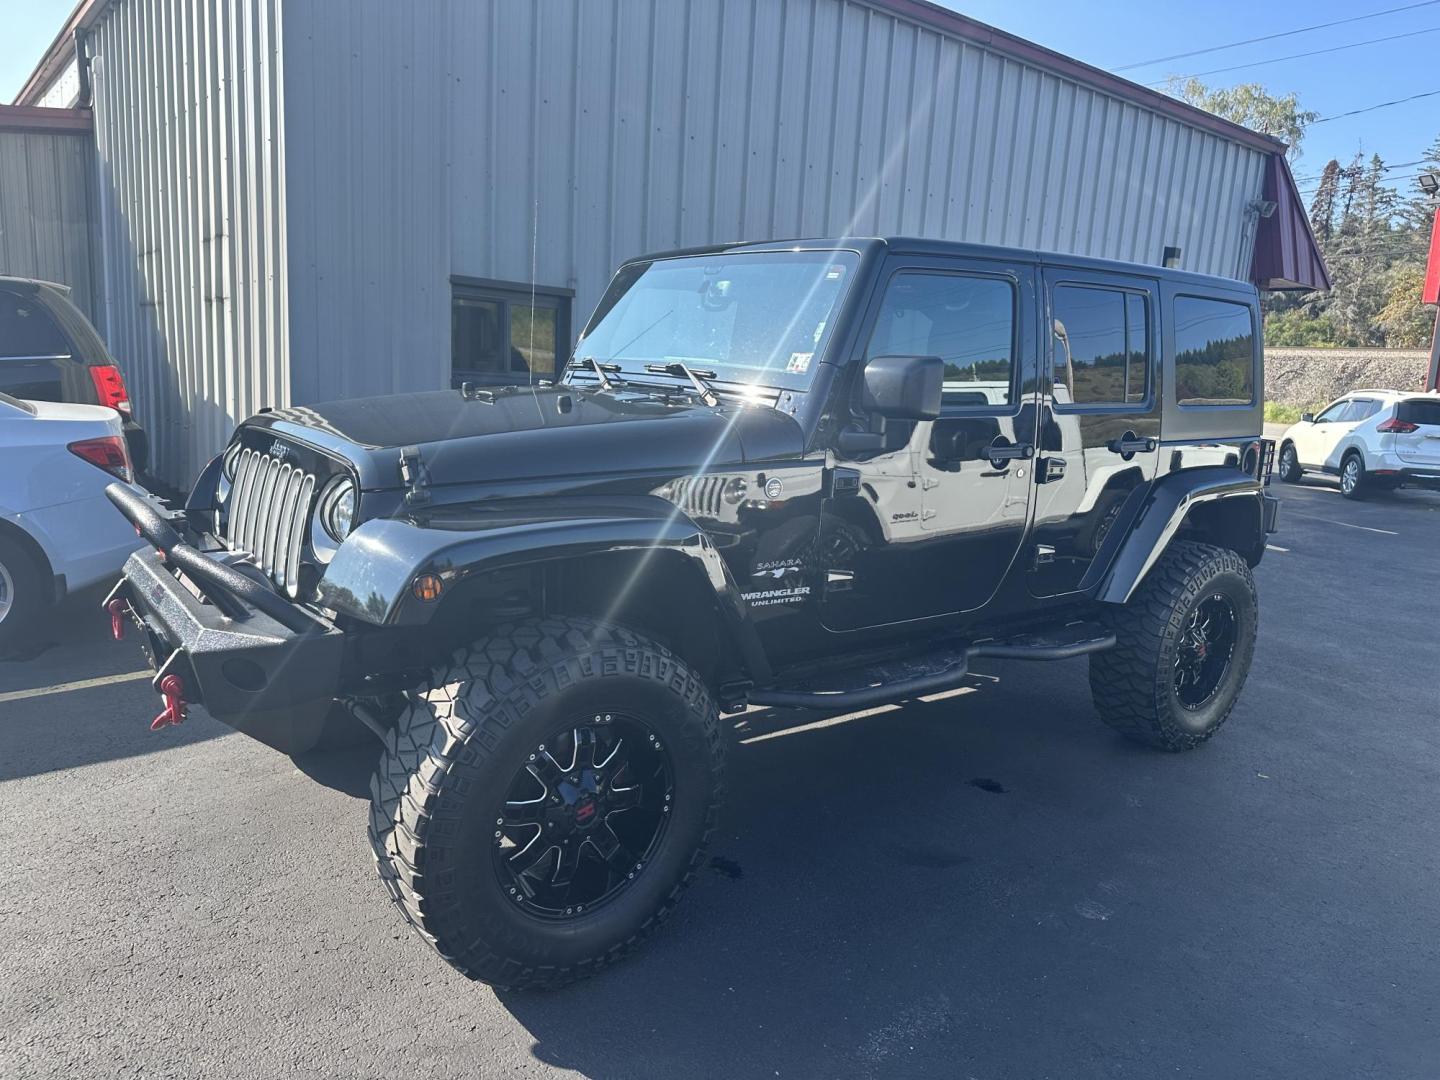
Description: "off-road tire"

(0, 535), (46, 656)
(368, 616), (724, 989)
(1277, 442), (1302, 483)
(1089, 541), (1257, 752)
(1339, 451), (1368, 499)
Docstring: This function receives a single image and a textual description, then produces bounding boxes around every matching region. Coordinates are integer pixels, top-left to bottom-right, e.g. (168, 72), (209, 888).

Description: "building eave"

(866, 0), (1290, 156)
(0, 104), (92, 134)
(11, 0), (108, 106)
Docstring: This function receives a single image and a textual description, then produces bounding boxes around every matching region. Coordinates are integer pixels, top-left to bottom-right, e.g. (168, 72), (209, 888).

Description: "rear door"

(1391, 397), (1440, 467)
(0, 287), (88, 402)
(1028, 268), (1161, 597)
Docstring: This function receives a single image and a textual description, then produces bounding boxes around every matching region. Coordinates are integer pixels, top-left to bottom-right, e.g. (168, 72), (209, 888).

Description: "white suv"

(1277, 389), (1440, 498)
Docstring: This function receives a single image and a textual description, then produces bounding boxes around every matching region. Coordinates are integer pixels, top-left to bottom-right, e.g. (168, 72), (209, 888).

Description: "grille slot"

(224, 448), (317, 597)
(677, 475), (725, 518)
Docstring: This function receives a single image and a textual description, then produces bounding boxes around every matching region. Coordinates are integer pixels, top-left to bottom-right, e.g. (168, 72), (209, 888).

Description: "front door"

(1029, 269), (1161, 597)
(818, 259), (1039, 631)
(1292, 397), (1370, 469)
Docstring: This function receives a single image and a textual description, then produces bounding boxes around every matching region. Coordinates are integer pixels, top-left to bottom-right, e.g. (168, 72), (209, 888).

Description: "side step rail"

(747, 624), (1115, 711)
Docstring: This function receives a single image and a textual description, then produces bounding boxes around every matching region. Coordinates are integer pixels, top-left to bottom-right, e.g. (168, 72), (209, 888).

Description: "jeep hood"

(245, 386), (805, 490)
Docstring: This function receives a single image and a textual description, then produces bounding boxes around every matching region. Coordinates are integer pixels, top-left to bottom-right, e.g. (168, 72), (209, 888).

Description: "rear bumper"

(104, 484), (343, 755)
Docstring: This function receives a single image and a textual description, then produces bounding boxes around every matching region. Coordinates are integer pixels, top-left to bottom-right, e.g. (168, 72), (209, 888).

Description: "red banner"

(1425, 207), (1440, 306)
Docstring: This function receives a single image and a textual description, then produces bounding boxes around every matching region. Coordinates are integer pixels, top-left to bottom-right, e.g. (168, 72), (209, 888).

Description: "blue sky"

(4, 0), (1437, 196)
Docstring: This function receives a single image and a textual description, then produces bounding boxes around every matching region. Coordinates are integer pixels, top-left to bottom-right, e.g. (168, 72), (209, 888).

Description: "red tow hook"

(151, 674), (188, 731)
(107, 598), (127, 641)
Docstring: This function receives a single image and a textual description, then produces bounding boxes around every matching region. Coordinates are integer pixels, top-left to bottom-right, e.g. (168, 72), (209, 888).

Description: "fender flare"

(1094, 466), (1264, 605)
(317, 494), (769, 678)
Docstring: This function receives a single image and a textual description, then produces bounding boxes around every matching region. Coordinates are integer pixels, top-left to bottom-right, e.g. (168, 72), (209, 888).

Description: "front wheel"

(368, 616), (724, 989)
(1089, 541), (1258, 752)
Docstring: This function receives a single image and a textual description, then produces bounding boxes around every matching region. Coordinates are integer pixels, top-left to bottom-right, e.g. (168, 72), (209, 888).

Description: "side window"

(1173, 296), (1255, 406)
(1346, 399), (1380, 421)
(0, 291), (71, 359)
(451, 281), (570, 387)
(1315, 400), (1351, 423)
(1049, 284), (1149, 408)
(867, 271), (1017, 409)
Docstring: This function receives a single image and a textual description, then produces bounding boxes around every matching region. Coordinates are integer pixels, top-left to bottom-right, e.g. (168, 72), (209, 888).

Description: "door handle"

(983, 438), (1034, 469)
(1107, 432), (1156, 460)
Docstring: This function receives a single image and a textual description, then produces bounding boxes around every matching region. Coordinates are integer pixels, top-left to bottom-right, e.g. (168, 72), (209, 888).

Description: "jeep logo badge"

(269, 439), (288, 459)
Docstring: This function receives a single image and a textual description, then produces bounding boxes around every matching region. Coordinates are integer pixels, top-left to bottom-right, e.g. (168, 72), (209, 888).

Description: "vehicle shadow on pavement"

(486, 663), (1233, 1079)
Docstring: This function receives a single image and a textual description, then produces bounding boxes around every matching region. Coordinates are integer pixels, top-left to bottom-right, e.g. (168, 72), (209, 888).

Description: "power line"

(1293, 158), (1428, 184)
(1311, 88), (1440, 123)
(1148, 25), (1440, 84)
(1112, 0), (1440, 71)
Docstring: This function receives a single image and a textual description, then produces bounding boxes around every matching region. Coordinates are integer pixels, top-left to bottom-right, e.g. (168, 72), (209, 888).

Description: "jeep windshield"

(573, 249), (860, 394)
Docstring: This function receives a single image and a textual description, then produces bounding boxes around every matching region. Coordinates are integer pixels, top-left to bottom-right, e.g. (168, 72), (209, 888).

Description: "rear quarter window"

(0, 290), (71, 358)
(1173, 296), (1255, 406)
(1396, 398), (1440, 426)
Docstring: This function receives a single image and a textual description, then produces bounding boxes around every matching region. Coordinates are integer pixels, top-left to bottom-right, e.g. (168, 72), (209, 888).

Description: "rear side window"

(1050, 284), (1149, 407)
(1396, 398), (1440, 426)
(1173, 297), (1255, 406)
(0, 290), (71, 358)
(1343, 399), (1380, 422)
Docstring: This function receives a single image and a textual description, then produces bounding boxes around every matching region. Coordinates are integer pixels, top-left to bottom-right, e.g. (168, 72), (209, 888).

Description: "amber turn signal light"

(412, 574), (444, 602)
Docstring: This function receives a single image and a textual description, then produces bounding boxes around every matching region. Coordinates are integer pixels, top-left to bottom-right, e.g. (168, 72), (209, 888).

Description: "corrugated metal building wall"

(84, 0), (289, 485)
(29, 0), (1285, 484)
(0, 121), (102, 320)
(280, 0), (1270, 408)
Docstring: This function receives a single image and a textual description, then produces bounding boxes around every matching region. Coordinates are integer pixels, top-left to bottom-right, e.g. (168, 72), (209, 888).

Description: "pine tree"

(1308, 159), (1341, 243)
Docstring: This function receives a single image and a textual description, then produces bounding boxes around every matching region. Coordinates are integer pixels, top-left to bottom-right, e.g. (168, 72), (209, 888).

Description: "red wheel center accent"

(574, 798), (598, 825)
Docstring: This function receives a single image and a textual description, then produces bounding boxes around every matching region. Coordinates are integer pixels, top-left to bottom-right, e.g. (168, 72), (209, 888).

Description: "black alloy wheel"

(495, 717), (674, 920)
(1172, 593), (1238, 711)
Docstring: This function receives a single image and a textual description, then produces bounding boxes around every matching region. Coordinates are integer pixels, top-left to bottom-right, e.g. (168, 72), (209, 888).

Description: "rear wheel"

(1277, 442), (1302, 483)
(368, 616), (724, 989)
(1089, 541), (1257, 752)
(0, 535), (47, 656)
(1339, 452), (1367, 499)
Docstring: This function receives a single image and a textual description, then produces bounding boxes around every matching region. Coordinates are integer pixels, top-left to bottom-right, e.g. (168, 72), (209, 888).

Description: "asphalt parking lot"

(2, 474), (1438, 1080)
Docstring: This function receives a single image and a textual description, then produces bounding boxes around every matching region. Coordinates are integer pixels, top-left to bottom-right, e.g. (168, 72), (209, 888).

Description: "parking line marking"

(1266, 544), (1290, 552)
(0, 669), (152, 705)
(1286, 511), (1398, 536)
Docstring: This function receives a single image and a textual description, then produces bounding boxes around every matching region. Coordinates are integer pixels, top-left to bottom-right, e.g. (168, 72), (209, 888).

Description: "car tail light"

(88, 364), (132, 418)
(68, 435), (133, 482)
(1376, 416), (1419, 433)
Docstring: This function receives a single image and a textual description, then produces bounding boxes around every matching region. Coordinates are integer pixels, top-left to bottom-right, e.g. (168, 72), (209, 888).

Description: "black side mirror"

(1300, 412), (1315, 423)
(861, 354), (942, 421)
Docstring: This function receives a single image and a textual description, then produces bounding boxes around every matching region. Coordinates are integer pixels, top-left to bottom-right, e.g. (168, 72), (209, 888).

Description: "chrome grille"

(675, 475), (725, 518)
(224, 448), (317, 597)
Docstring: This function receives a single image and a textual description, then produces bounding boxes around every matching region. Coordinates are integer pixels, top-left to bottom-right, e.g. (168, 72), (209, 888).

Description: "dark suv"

(0, 276), (147, 470)
(104, 237), (1278, 988)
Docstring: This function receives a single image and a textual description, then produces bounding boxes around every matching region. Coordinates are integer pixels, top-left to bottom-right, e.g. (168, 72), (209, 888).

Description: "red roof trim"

(0, 104), (92, 135)
(12, 0), (104, 106)
(868, 0), (1288, 155)
(1251, 154), (1331, 293)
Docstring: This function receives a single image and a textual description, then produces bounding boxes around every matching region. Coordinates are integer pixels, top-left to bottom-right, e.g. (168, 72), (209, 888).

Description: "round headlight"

(321, 478), (357, 540)
(221, 441), (242, 480)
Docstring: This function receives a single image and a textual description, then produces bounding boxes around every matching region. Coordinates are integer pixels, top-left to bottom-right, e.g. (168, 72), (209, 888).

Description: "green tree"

(1164, 78), (1318, 161)
(1376, 262), (1436, 347)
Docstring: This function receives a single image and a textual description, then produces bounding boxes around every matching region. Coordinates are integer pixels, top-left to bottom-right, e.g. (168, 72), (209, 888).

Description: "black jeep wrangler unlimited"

(105, 238), (1277, 988)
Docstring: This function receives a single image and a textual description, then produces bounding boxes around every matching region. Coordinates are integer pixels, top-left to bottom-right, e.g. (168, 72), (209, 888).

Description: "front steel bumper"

(104, 484), (343, 755)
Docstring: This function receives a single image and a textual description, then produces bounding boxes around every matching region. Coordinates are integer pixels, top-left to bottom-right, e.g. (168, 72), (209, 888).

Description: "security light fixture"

(1419, 172), (1440, 196)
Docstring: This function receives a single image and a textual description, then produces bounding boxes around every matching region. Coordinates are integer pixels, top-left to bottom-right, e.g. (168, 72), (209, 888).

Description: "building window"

(1173, 296), (1255, 406)
(1050, 284), (1149, 408)
(451, 279), (572, 387)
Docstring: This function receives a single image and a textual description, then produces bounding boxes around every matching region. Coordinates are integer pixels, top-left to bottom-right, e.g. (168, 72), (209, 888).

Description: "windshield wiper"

(645, 361), (719, 407)
(567, 357), (625, 391)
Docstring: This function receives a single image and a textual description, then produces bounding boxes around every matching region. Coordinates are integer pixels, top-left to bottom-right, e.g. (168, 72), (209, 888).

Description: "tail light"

(68, 435), (133, 482)
(88, 364), (132, 418)
(1377, 417), (1419, 433)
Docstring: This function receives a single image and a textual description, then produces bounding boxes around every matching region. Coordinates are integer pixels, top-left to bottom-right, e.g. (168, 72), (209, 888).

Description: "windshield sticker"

(786, 352), (813, 375)
(825, 266), (845, 280)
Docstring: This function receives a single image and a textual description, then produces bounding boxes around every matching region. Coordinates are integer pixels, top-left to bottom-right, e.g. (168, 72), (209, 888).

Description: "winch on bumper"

(103, 483), (344, 755)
